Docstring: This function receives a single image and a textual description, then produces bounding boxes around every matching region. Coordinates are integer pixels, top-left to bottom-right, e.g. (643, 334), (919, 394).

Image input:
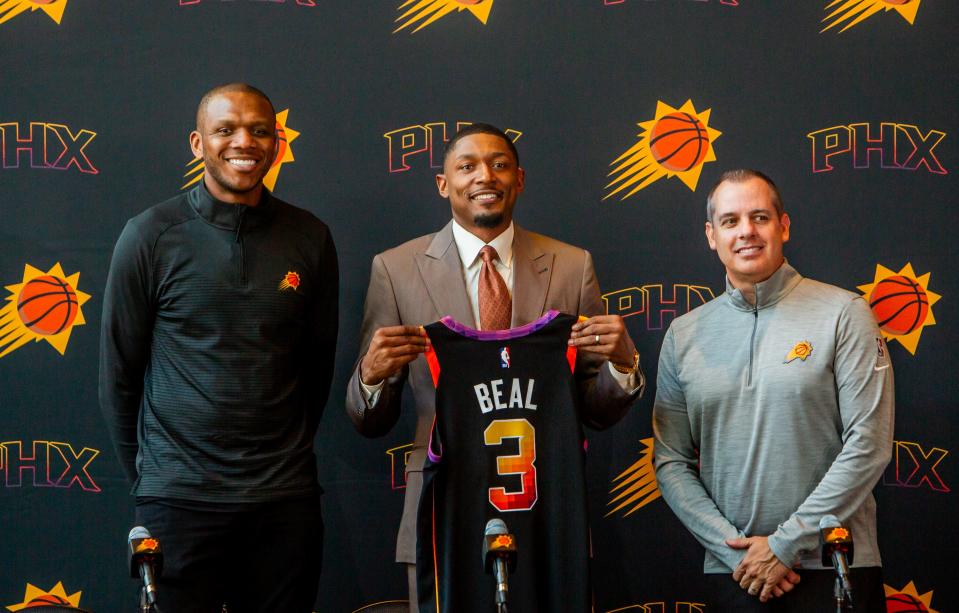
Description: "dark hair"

(443, 123), (519, 166)
(196, 83), (276, 129)
(705, 169), (784, 222)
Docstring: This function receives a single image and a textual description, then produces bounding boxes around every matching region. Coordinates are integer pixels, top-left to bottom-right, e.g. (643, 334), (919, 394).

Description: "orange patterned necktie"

(478, 245), (511, 330)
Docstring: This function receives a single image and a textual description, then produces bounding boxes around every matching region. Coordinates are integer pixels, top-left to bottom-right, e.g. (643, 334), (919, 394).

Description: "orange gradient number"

(484, 418), (538, 512)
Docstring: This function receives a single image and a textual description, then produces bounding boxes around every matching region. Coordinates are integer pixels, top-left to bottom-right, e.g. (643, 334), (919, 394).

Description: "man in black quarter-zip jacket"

(99, 83), (337, 613)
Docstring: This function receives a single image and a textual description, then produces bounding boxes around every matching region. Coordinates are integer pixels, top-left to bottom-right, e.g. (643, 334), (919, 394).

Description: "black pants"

(134, 494), (323, 613)
(703, 567), (886, 613)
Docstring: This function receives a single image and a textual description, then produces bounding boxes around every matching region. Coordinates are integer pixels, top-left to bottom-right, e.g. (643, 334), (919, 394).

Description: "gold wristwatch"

(611, 351), (639, 374)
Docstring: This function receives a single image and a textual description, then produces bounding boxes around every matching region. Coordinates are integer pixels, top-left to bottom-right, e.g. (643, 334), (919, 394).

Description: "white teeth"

(473, 193), (500, 201)
(228, 159), (257, 167)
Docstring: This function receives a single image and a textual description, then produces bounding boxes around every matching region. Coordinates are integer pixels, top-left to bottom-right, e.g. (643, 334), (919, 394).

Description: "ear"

(705, 221), (717, 251)
(436, 173), (449, 198)
(516, 166), (526, 193)
(780, 212), (791, 244)
(189, 131), (202, 159)
(270, 128), (280, 165)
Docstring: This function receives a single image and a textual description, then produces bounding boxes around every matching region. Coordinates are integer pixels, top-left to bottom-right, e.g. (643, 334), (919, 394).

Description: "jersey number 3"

(484, 418), (538, 512)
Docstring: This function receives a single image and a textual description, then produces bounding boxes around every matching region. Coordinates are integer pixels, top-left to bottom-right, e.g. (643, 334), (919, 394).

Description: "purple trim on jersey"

(427, 433), (442, 464)
(439, 309), (560, 340)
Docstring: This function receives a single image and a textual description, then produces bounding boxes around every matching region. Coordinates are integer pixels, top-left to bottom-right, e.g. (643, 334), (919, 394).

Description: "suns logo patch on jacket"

(278, 271), (301, 291)
(784, 340), (813, 363)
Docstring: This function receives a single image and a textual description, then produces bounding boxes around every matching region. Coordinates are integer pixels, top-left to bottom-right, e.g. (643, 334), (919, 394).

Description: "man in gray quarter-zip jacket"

(99, 84), (337, 613)
(653, 169), (893, 612)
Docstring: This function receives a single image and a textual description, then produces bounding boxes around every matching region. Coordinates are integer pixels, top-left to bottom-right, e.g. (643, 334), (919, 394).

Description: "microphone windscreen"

(485, 518), (508, 536)
(819, 514), (841, 530)
(129, 526), (152, 541)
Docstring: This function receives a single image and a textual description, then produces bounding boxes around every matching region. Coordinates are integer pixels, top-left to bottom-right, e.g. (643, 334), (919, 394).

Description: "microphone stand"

(138, 587), (163, 613)
(494, 572), (509, 613)
(139, 586), (150, 613)
(833, 576), (852, 612)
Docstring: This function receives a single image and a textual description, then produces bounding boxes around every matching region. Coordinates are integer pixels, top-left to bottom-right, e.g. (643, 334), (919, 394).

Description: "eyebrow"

(719, 207), (773, 218)
(453, 151), (511, 162)
(209, 118), (272, 128)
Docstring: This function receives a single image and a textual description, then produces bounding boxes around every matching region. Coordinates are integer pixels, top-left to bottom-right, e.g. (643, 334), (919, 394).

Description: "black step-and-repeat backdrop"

(1, 2), (955, 612)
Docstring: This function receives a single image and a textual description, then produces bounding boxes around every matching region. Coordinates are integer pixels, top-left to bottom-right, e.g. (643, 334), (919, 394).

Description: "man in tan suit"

(346, 123), (643, 608)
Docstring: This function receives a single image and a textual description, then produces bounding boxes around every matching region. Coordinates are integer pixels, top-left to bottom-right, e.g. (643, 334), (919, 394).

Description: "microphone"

(128, 526), (163, 606)
(482, 518), (517, 608)
(820, 515), (854, 604)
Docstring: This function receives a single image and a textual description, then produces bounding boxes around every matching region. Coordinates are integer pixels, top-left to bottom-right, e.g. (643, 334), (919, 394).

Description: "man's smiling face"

(436, 132), (525, 241)
(190, 90), (278, 206)
(705, 176), (790, 289)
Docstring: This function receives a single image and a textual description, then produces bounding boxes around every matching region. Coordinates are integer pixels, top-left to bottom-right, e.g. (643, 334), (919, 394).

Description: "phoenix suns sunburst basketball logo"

(885, 581), (938, 613)
(135, 538), (160, 553)
(784, 340), (813, 363)
(858, 262), (940, 355)
(0, 0), (67, 25)
(279, 271), (301, 291)
(606, 437), (661, 517)
(6, 582), (81, 611)
(394, 0), (493, 34)
(604, 100), (721, 201)
(492, 535), (513, 548)
(0, 263), (90, 359)
(182, 109), (299, 192)
(821, 0), (921, 33)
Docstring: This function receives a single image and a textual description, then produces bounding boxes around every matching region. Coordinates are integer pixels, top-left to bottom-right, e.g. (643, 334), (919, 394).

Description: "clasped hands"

(726, 536), (801, 602)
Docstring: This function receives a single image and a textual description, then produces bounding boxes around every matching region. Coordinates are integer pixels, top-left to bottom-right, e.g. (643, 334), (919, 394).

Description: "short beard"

(473, 212), (504, 229)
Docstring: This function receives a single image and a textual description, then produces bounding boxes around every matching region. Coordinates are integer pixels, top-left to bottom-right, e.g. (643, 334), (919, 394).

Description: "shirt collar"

(451, 220), (514, 269)
(725, 260), (803, 311)
(188, 182), (275, 231)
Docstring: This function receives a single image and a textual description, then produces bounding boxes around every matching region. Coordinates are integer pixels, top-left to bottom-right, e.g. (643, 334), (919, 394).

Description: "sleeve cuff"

(360, 377), (384, 406)
(766, 533), (800, 568)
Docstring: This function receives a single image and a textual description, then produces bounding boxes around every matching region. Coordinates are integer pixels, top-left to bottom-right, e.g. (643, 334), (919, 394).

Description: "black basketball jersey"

(416, 310), (591, 613)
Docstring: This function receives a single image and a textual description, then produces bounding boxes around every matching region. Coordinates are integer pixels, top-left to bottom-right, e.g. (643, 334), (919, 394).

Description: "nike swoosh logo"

(874, 364), (890, 372)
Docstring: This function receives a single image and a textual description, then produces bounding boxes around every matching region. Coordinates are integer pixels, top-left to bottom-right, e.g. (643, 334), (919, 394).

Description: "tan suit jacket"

(346, 221), (640, 563)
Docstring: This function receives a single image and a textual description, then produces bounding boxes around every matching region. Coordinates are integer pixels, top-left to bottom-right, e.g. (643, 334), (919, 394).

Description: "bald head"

(196, 83), (275, 131)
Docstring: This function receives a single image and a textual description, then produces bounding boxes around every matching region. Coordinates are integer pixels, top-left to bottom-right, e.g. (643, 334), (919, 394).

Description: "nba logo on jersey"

(499, 346), (511, 369)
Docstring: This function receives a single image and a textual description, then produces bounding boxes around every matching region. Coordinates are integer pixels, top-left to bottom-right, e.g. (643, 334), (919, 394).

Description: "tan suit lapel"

(414, 221), (475, 327)
(511, 224), (553, 327)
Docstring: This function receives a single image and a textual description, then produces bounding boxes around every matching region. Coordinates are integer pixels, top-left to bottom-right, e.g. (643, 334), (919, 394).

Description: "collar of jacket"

(188, 183), (276, 231)
(725, 260), (803, 312)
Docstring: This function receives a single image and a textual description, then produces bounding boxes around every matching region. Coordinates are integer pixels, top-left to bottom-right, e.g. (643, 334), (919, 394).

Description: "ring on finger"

(594, 334), (601, 344)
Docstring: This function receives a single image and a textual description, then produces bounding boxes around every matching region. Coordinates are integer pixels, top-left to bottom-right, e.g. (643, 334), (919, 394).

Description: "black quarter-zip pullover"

(99, 184), (338, 502)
